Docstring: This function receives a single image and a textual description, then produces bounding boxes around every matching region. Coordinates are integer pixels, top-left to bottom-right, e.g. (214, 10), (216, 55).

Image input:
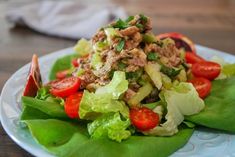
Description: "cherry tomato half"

(56, 69), (70, 80)
(72, 58), (79, 67)
(65, 92), (83, 118)
(157, 32), (196, 53)
(185, 52), (205, 64)
(188, 77), (211, 99)
(49, 77), (81, 98)
(192, 61), (221, 80)
(130, 107), (159, 131)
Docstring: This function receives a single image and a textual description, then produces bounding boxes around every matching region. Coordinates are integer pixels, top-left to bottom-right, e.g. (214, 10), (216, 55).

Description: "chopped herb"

(126, 70), (143, 81)
(118, 61), (127, 70)
(160, 65), (181, 78)
(143, 33), (157, 43)
(139, 14), (148, 23)
(147, 52), (158, 61)
(116, 39), (125, 52)
(136, 23), (144, 30)
(108, 69), (115, 79)
(125, 16), (134, 22)
(113, 19), (129, 29)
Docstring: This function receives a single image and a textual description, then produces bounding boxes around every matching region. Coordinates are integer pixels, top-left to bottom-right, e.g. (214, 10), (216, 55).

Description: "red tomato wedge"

(157, 32), (196, 53)
(49, 77), (81, 98)
(188, 77), (211, 99)
(130, 107), (159, 131)
(56, 69), (70, 80)
(23, 54), (42, 97)
(192, 61), (221, 80)
(65, 92), (83, 118)
(72, 58), (79, 67)
(185, 52), (205, 64)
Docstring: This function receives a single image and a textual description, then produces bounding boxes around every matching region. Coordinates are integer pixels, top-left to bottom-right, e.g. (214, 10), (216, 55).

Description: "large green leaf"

(186, 76), (235, 133)
(21, 96), (68, 119)
(49, 53), (78, 80)
(24, 119), (193, 157)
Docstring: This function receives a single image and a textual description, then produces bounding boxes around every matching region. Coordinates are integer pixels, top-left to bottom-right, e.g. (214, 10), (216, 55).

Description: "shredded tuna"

(120, 26), (139, 36)
(124, 88), (136, 101)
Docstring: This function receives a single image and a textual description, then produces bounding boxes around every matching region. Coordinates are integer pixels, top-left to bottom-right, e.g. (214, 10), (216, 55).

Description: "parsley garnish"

(160, 65), (181, 78)
(147, 52), (158, 61)
(113, 19), (129, 29)
(116, 39), (125, 52)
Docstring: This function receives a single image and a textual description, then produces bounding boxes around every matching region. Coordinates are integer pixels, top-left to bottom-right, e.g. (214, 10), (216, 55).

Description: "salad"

(21, 14), (235, 157)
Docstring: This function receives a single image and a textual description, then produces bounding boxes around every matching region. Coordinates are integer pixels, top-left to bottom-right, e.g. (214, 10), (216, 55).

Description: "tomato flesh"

(157, 32), (196, 53)
(65, 92), (83, 118)
(56, 69), (69, 80)
(72, 58), (79, 67)
(49, 77), (81, 98)
(188, 77), (211, 99)
(185, 52), (205, 64)
(192, 61), (221, 80)
(130, 107), (159, 131)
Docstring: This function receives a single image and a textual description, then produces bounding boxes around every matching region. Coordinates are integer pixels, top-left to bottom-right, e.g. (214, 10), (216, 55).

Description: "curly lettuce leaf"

(73, 38), (92, 56)
(186, 76), (235, 133)
(88, 112), (131, 142)
(95, 71), (128, 99)
(144, 82), (204, 136)
(23, 119), (193, 157)
(79, 91), (129, 120)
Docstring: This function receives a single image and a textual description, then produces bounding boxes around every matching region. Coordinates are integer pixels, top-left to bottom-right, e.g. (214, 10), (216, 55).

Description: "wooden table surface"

(0, 0), (234, 156)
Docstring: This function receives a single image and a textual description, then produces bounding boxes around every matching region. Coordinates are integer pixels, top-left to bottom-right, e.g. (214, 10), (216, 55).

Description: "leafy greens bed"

(20, 54), (235, 157)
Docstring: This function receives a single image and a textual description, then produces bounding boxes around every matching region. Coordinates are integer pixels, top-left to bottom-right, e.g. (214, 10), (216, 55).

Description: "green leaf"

(49, 54), (78, 81)
(142, 33), (157, 43)
(88, 112), (131, 142)
(113, 19), (129, 29)
(21, 106), (51, 120)
(147, 52), (158, 61)
(79, 91), (129, 120)
(116, 39), (125, 52)
(186, 76), (235, 133)
(222, 63), (235, 77)
(95, 71), (128, 99)
(139, 14), (148, 23)
(125, 16), (134, 22)
(117, 61), (127, 70)
(73, 38), (92, 56)
(160, 65), (181, 78)
(21, 96), (68, 119)
(23, 119), (193, 157)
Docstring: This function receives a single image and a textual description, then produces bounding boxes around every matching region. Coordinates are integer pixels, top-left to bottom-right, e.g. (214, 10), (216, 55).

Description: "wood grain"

(0, 0), (235, 156)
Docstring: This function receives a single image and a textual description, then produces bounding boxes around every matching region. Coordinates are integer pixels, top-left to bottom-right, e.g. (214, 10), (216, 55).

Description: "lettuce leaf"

(21, 96), (68, 119)
(88, 112), (131, 142)
(73, 38), (92, 57)
(186, 76), (235, 133)
(144, 82), (204, 136)
(23, 119), (194, 157)
(95, 71), (128, 99)
(79, 91), (129, 120)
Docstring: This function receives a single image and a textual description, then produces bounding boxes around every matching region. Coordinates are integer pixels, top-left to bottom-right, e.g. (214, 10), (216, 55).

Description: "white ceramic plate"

(1, 45), (235, 157)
